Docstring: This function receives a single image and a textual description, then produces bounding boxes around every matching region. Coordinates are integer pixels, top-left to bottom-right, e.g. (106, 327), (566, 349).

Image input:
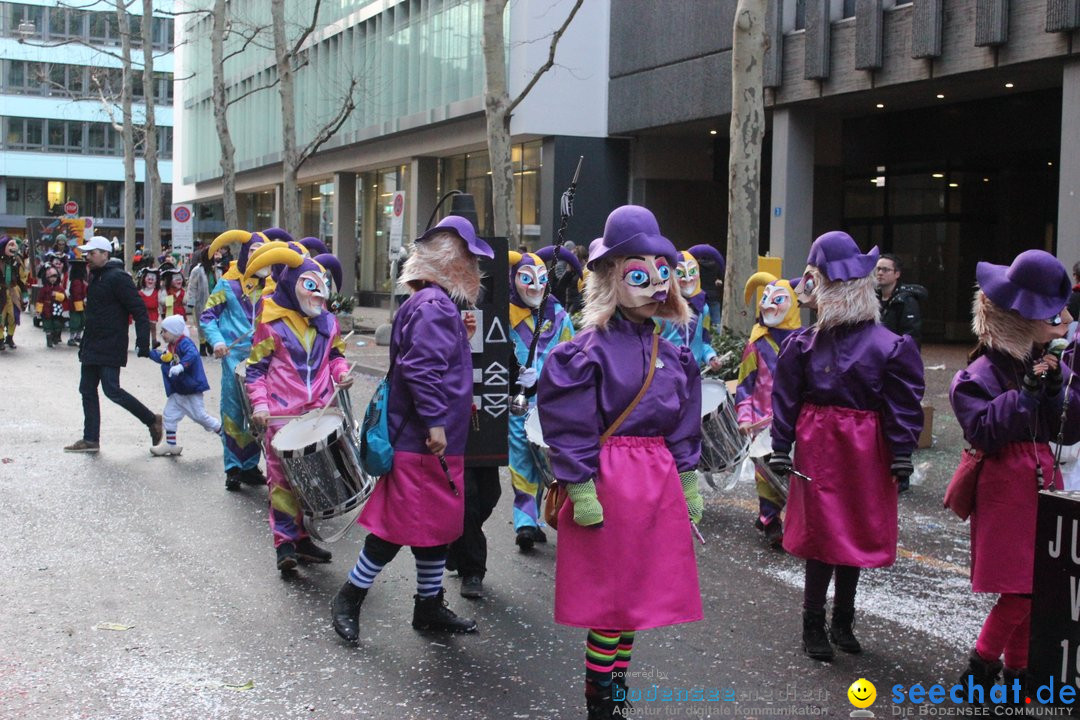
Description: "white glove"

(518, 367), (538, 389)
(168, 364), (185, 378)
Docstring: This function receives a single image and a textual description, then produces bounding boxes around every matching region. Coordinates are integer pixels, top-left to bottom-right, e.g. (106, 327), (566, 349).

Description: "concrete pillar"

(768, 107), (816, 275)
(1058, 60), (1080, 267)
(409, 157), (439, 238)
(333, 172), (357, 298)
(273, 185), (283, 228)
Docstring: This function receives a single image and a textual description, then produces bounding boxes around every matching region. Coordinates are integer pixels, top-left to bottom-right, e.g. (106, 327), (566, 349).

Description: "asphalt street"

(0, 327), (1001, 719)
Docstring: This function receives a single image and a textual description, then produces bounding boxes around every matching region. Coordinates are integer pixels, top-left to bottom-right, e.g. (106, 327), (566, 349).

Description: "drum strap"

(600, 328), (660, 444)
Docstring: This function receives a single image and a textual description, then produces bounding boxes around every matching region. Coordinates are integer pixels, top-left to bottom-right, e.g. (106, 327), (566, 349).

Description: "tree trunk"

(212, 0), (239, 229)
(116, 0), (137, 272)
(141, 0), (161, 258)
(272, 0), (300, 232)
(724, 0), (768, 337)
(482, 0), (515, 242)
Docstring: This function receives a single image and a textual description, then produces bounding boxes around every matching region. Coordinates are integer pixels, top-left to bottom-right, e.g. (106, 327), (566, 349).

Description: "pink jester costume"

(768, 231), (924, 662)
(331, 215), (493, 643)
(735, 272), (801, 547)
(242, 242), (347, 572)
(537, 206), (703, 720)
(950, 250), (1080, 699)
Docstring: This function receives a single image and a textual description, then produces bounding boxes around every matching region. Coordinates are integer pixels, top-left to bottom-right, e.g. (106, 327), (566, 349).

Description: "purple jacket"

(950, 349), (1080, 452)
(388, 285), (473, 455)
(771, 322), (925, 456)
(538, 315), (702, 484)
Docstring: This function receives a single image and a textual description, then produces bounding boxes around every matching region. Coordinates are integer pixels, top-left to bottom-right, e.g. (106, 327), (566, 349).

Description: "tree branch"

(227, 75), (282, 106)
(506, 0), (584, 116)
(297, 77), (357, 165)
(291, 0), (324, 57)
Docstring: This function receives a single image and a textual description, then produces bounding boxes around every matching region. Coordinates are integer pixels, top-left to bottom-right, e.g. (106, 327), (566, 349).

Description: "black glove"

(891, 455), (914, 480)
(1046, 364), (1064, 397)
(1021, 370), (1043, 397)
(137, 346), (150, 358)
(768, 451), (793, 477)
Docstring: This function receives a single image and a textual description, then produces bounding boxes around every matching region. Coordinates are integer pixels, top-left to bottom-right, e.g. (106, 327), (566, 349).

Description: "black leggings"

(362, 533), (447, 565)
(803, 558), (860, 612)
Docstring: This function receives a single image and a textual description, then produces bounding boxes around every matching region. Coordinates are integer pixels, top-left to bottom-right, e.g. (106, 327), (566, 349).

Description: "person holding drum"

(331, 215), (490, 642)
(507, 245), (578, 553)
(243, 243), (349, 573)
(768, 231), (924, 662)
(735, 272), (801, 548)
(660, 244), (725, 371)
(201, 230), (272, 491)
(537, 205), (704, 719)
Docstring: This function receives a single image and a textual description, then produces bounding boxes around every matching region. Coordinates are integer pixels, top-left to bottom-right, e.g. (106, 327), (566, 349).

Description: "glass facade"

(0, 2), (174, 49)
(2, 116), (172, 158)
(356, 165), (410, 298)
(179, 0), (485, 183)
(4, 176), (170, 220)
(438, 141), (542, 243)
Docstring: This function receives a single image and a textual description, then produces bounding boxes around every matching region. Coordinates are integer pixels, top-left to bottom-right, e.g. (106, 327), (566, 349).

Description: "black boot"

(802, 609), (834, 661)
(412, 590), (477, 633)
(225, 469), (242, 492)
(1002, 667), (1033, 706)
(585, 680), (616, 720)
(330, 582), (368, 643)
(515, 526), (537, 552)
(276, 542), (298, 572)
(829, 606), (862, 654)
(611, 671), (633, 716)
(296, 537), (332, 563)
(959, 650), (1003, 706)
(5, 336), (14, 349)
(240, 466), (267, 486)
(46, 333), (54, 348)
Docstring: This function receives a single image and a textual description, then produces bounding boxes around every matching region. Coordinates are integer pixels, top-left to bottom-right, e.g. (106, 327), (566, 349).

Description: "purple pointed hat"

(806, 231), (879, 281)
(417, 215), (494, 259)
(587, 205), (678, 269)
(976, 249), (1070, 320)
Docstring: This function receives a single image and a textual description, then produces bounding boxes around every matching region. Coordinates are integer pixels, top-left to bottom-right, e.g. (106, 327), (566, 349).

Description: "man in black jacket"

(64, 237), (162, 453)
(875, 254), (924, 346)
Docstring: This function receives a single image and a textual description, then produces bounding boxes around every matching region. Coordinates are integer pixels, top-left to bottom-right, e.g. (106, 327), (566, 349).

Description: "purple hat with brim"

(806, 231), (879, 281)
(976, 249), (1070, 320)
(587, 205), (679, 270)
(418, 215), (494, 259)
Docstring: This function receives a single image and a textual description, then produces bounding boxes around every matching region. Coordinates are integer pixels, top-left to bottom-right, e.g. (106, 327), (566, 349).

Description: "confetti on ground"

(222, 680), (255, 692)
(94, 622), (134, 631)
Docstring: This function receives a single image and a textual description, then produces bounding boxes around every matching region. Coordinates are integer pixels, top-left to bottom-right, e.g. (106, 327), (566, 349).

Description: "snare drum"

(271, 408), (376, 531)
(698, 378), (750, 475)
(523, 407), (556, 489)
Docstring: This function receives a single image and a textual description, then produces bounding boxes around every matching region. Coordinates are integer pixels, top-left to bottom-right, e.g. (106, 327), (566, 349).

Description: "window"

(4, 3), (43, 39)
(4, 117), (45, 150)
(88, 12), (112, 43)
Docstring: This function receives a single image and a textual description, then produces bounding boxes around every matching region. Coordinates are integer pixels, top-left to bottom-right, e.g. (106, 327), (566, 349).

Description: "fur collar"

(971, 290), (1038, 361)
(814, 274), (879, 332)
(399, 233), (482, 306)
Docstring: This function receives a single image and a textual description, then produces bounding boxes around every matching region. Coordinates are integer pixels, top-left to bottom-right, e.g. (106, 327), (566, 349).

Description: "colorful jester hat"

(243, 241), (343, 336)
(744, 271), (801, 346)
(207, 228), (271, 277)
(676, 244), (725, 299)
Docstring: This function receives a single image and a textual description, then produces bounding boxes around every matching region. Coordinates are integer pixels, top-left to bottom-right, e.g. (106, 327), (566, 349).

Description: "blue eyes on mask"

(657, 265), (670, 281)
(626, 265), (670, 286)
(303, 279), (318, 291)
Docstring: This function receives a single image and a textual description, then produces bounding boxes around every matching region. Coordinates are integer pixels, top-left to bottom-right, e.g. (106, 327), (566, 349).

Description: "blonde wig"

(399, 231), (483, 306)
(580, 257), (691, 331)
(814, 271), (880, 332)
(971, 289), (1039, 361)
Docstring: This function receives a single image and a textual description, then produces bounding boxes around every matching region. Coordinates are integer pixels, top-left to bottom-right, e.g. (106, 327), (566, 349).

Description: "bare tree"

(211, 0), (240, 229)
(141, 0), (162, 258)
(482, 0), (583, 242)
(724, 0), (768, 336)
(115, 0), (138, 272)
(270, 0), (356, 233)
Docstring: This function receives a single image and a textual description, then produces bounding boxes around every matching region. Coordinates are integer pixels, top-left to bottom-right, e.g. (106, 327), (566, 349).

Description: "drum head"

(700, 379), (729, 418)
(272, 409), (346, 454)
(524, 408), (548, 448)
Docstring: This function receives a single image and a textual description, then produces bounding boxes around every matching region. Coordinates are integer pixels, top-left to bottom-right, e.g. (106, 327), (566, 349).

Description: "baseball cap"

(77, 236), (113, 253)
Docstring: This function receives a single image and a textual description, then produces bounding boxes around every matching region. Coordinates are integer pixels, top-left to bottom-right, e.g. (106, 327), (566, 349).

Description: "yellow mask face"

(675, 252), (701, 297)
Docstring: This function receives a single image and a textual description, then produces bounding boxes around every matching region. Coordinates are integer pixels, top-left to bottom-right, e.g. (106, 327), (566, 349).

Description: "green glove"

(566, 479), (604, 527)
(680, 470), (704, 524)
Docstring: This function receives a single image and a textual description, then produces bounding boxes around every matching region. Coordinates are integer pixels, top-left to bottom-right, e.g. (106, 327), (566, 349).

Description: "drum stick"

(221, 331), (254, 355)
(312, 363), (358, 422)
(790, 469), (813, 482)
(691, 523), (706, 546)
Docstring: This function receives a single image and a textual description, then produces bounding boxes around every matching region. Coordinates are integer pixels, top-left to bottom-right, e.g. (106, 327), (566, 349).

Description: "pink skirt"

(554, 436), (703, 630)
(785, 403), (897, 568)
(357, 451), (465, 547)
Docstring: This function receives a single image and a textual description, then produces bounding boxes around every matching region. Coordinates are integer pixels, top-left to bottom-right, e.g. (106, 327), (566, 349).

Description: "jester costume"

(243, 242), (346, 568)
(200, 230), (272, 488)
(508, 246), (577, 547)
(734, 272), (801, 545)
(0, 237), (29, 350)
(659, 245), (724, 368)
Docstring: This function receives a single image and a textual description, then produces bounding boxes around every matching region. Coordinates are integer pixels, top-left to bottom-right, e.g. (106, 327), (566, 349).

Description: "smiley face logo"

(848, 678), (877, 708)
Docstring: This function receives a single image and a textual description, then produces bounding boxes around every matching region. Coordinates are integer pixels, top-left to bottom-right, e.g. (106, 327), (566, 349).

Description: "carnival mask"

(675, 257), (700, 298)
(760, 283), (794, 327)
(143, 273), (158, 290)
(171, 274), (183, 290)
(296, 268), (330, 317)
(616, 255), (672, 309)
(514, 265), (548, 308)
(249, 241), (271, 278)
(795, 266), (820, 310)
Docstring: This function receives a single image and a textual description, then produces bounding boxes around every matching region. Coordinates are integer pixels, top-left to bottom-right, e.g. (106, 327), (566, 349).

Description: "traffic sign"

(172, 203), (194, 253)
(389, 191), (405, 252)
(64, 201), (78, 215)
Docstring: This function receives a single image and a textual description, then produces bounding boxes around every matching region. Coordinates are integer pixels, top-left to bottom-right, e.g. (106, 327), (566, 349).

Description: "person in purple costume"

(331, 215), (491, 643)
(950, 249), (1079, 700)
(538, 205), (704, 720)
(768, 230), (925, 662)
